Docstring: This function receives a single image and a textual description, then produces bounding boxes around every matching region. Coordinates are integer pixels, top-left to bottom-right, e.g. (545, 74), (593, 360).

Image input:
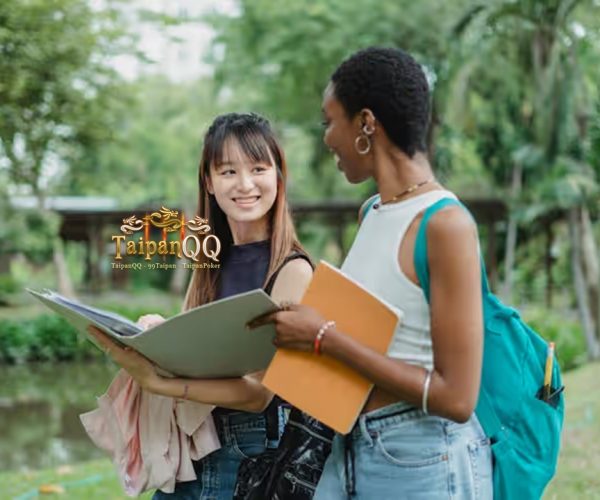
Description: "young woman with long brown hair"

(90, 112), (314, 499)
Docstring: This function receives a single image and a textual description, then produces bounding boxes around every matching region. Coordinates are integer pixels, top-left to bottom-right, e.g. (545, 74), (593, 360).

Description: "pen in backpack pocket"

(543, 342), (555, 400)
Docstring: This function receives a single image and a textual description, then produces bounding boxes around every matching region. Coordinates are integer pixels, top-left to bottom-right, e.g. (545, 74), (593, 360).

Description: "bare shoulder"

(276, 258), (313, 283)
(269, 258), (313, 304)
(426, 205), (479, 273)
(427, 205), (478, 246)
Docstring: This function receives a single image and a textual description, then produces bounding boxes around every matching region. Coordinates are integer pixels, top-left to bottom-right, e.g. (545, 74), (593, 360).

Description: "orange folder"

(262, 261), (401, 434)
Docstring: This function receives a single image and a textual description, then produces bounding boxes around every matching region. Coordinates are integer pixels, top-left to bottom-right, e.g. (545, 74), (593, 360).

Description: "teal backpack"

(362, 196), (565, 499)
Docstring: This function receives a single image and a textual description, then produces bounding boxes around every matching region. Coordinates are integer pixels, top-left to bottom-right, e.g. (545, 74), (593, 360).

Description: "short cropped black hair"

(330, 47), (430, 157)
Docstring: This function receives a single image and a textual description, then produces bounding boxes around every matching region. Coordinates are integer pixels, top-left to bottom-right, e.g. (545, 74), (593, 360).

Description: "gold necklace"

(379, 178), (435, 206)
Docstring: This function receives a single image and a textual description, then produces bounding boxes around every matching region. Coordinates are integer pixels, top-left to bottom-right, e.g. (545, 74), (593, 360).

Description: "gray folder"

(27, 289), (279, 378)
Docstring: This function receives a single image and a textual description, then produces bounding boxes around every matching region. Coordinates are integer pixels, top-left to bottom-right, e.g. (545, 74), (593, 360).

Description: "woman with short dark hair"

(251, 47), (494, 499)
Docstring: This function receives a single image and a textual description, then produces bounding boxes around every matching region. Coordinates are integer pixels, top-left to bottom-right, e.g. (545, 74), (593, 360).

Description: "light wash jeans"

(313, 403), (493, 500)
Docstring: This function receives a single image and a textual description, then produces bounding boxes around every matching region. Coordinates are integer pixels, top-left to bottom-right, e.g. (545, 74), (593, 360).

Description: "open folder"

(262, 261), (402, 434)
(27, 288), (279, 379)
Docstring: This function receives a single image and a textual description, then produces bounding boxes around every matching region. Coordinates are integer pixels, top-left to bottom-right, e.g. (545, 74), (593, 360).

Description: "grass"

(544, 361), (600, 499)
(1, 362), (598, 499)
(0, 460), (152, 500)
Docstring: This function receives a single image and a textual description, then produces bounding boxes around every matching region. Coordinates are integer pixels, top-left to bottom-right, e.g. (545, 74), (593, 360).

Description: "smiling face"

(321, 82), (373, 184)
(205, 137), (278, 237)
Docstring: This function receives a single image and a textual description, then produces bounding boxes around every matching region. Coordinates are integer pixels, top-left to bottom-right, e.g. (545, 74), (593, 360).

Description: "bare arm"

(254, 208), (483, 422)
(153, 258), (313, 412)
(151, 373), (271, 412)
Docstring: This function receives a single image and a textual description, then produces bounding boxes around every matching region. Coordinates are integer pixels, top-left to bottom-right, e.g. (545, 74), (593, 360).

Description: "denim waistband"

(355, 401), (421, 436)
(341, 402), (419, 497)
(213, 410), (266, 436)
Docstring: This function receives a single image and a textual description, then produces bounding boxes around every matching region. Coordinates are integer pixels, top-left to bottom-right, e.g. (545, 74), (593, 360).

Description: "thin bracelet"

(314, 320), (335, 355)
(422, 368), (433, 415)
(181, 383), (189, 401)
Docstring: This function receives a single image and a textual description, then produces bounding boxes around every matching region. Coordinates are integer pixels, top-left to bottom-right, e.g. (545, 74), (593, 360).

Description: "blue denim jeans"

(313, 402), (493, 500)
(153, 410), (277, 500)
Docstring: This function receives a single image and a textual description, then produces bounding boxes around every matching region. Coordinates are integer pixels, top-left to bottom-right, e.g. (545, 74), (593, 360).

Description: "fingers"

(248, 307), (290, 329)
(247, 311), (277, 329)
(247, 301), (307, 329)
(137, 314), (165, 330)
(87, 326), (121, 355)
(87, 325), (108, 346)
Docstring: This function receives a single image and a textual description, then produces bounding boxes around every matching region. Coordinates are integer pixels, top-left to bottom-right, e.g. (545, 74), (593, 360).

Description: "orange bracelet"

(314, 321), (335, 355)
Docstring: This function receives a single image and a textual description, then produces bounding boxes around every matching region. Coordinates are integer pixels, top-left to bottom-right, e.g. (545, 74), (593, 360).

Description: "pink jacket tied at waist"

(80, 369), (221, 496)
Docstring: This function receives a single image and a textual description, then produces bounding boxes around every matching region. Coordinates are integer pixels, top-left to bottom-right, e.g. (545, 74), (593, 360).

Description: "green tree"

(0, 0), (132, 295)
(206, 0), (472, 197)
(68, 76), (220, 208)
(454, 0), (600, 357)
(0, 0), (131, 204)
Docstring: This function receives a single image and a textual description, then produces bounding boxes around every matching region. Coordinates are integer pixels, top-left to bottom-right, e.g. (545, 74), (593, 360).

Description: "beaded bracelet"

(314, 320), (335, 355)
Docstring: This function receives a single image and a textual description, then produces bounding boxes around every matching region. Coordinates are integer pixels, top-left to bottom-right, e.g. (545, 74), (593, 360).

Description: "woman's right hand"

(88, 326), (162, 391)
(137, 314), (165, 330)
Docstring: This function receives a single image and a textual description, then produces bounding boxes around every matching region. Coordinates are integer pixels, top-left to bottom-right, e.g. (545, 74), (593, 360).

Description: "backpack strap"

(413, 198), (507, 445)
(358, 194), (381, 225)
(413, 198), (491, 302)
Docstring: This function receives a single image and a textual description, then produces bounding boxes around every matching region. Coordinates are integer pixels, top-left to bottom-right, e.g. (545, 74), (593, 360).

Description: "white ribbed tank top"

(341, 189), (458, 370)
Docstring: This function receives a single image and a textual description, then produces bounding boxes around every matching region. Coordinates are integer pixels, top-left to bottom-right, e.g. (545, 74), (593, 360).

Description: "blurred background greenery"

(1, 0), (600, 497)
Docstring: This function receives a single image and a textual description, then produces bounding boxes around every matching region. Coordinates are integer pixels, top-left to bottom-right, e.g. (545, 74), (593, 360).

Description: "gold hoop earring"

(354, 134), (371, 155)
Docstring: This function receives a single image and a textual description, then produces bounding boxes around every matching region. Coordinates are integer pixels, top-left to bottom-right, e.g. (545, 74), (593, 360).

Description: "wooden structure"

(8, 195), (508, 291)
(40, 196), (506, 291)
(291, 198), (507, 289)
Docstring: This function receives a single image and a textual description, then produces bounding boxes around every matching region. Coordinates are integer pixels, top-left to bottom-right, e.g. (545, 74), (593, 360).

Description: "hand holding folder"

(28, 288), (280, 378)
(261, 261), (402, 434)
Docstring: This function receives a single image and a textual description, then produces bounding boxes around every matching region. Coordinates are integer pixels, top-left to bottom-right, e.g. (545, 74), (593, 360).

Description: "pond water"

(0, 361), (119, 472)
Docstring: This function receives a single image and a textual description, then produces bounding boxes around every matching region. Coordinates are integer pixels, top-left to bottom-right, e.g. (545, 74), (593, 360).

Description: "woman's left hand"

(247, 304), (326, 352)
(87, 326), (161, 390)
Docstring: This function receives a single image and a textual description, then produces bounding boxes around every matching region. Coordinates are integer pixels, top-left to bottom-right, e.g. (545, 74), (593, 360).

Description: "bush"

(0, 293), (181, 365)
(0, 320), (33, 363)
(0, 274), (19, 305)
(0, 314), (101, 364)
(523, 306), (588, 371)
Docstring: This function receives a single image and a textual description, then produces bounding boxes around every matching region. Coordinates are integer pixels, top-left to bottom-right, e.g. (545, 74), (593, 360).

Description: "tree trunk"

(545, 223), (554, 308)
(486, 220), (498, 292)
(35, 194), (75, 298)
(580, 205), (600, 343)
(427, 98), (440, 160)
(170, 204), (194, 296)
(569, 207), (600, 360)
(53, 238), (76, 298)
(0, 254), (11, 274)
(310, 134), (334, 196)
(87, 222), (104, 293)
(501, 163), (522, 302)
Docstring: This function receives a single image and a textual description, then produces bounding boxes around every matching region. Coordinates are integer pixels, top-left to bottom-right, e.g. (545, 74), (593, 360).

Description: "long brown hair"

(184, 113), (306, 309)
